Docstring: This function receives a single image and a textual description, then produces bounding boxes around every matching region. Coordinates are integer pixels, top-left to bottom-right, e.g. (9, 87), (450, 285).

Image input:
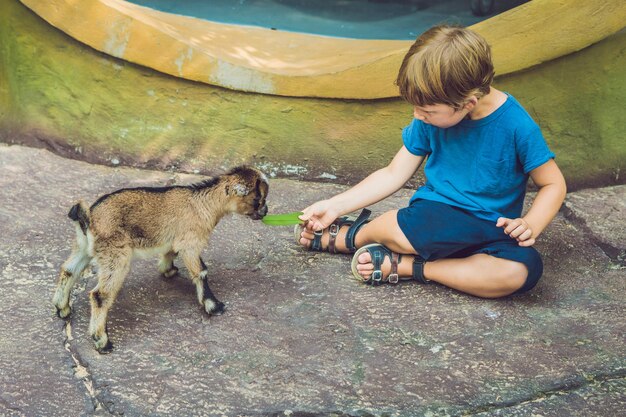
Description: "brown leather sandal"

(294, 209), (371, 253)
(350, 243), (429, 285)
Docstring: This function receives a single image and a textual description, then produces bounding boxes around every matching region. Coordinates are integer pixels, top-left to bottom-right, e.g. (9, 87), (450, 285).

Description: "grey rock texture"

(0, 144), (624, 416)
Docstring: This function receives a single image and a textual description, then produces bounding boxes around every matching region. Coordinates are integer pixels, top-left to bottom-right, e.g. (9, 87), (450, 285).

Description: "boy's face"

(413, 103), (470, 128)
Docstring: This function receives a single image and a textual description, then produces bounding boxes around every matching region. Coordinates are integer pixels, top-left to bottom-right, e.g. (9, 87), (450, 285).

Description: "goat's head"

(224, 166), (269, 220)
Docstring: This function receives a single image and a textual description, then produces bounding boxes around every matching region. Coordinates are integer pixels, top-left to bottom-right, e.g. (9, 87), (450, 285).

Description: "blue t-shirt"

(403, 94), (555, 222)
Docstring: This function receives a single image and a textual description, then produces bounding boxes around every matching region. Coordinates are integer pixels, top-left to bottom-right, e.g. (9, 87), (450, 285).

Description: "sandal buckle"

(371, 270), (383, 282)
(329, 223), (339, 236)
(388, 273), (399, 284)
(314, 229), (323, 236)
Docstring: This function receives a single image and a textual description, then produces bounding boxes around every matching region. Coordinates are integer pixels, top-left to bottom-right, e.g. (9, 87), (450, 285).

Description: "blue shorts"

(397, 199), (543, 293)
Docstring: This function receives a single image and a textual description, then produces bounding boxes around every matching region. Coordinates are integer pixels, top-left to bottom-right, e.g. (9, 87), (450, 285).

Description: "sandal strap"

(370, 245), (386, 285)
(412, 255), (429, 284)
(388, 252), (400, 284)
(357, 245), (426, 286)
(311, 229), (323, 251)
(344, 209), (371, 253)
(328, 221), (340, 254)
(305, 208), (371, 253)
(366, 244), (401, 286)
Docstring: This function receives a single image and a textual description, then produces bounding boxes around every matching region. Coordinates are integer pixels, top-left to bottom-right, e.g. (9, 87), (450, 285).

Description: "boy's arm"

(497, 159), (567, 246)
(333, 145), (425, 213)
(300, 146), (425, 230)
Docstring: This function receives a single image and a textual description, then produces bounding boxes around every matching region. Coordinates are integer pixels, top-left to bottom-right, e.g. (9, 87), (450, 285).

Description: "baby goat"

(53, 166), (269, 353)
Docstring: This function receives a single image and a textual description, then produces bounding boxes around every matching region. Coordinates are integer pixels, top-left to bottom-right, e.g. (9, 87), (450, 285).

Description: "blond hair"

(396, 25), (494, 109)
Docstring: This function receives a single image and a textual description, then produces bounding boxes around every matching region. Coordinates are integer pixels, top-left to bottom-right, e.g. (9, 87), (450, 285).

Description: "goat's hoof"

(93, 335), (113, 353)
(56, 306), (71, 319)
(162, 266), (178, 279)
(204, 299), (225, 316)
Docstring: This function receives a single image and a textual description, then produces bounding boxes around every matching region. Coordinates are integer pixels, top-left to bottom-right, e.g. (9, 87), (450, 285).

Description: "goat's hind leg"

(53, 245), (91, 318)
(89, 249), (131, 353)
(158, 250), (178, 278)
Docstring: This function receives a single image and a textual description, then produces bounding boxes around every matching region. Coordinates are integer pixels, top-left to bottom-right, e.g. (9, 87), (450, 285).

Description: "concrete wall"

(1, 0), (624, 189)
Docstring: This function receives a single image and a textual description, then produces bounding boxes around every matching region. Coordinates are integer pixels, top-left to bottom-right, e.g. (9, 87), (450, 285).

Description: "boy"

(295, 25), (566, 298)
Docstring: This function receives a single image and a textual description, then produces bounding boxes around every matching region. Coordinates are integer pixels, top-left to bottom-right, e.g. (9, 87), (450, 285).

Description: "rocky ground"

(0, 143), (624, 416)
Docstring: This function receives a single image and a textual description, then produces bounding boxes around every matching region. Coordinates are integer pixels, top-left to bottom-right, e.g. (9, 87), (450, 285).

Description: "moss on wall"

(1, 0), (624, 189)
(0, 0), (406, 183)
(495, 30), (626, 189)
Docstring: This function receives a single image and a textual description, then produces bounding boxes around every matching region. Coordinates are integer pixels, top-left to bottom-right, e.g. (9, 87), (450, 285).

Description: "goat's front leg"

(180, 250), (225, 316)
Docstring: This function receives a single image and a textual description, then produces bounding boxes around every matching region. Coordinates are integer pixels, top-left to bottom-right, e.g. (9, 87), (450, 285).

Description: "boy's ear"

(464, 96), (478, 111)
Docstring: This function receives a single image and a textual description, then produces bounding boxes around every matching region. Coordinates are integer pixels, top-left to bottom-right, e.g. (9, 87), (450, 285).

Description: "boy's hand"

(496, 217), (535, 247)
(299, 200), (340, 232)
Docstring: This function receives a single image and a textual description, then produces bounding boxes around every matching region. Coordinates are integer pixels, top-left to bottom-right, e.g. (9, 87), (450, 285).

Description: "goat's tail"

(68, 201), (90, 235)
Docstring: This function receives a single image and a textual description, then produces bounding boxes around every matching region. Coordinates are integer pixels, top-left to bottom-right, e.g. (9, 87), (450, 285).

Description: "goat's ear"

(226, 183), (249, 196)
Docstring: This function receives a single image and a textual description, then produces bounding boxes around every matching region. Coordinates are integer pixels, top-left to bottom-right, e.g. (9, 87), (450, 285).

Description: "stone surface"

(0, 143), (624, 416)
(562, 185), (626, 265)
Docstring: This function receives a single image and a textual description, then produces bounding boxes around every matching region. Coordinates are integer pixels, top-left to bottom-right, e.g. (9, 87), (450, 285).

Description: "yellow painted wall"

(1, 0), (624, 189)
(18, 0), (626, 99)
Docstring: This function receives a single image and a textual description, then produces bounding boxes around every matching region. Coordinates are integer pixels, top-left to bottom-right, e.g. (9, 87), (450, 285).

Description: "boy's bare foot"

(353, 248), (411, 282)
(354, 250), (395, 281)
(295, 209), (371, 254)
(351, 243), (428, 285)
(296, 223), (353, 253)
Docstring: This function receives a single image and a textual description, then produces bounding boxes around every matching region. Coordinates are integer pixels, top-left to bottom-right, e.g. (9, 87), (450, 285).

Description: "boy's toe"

(357, 252), (372, 264)
(356, 254), (374, 278)
(301, 230), (315, 240)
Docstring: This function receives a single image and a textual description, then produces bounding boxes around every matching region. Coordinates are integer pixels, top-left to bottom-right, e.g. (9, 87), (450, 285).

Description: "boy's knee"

(496, 260), (528, 296)
(475, 255), (527, 298)
(491, 246), (543, 295)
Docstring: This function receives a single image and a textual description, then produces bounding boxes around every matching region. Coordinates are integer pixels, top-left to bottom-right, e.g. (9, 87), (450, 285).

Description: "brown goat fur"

(53, 166), (269, 353)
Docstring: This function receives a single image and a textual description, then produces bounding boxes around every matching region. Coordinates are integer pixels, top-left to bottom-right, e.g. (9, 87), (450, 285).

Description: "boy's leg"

(299, 208), (529, 298)
(297, 210), (410, 254)
(352, 210), (528, 298)
(355, 251), (527, 298)
(353, 210), (416, 253)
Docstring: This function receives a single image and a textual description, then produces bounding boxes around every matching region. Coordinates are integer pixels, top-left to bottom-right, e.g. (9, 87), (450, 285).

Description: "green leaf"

(261, 211), (304, 226)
